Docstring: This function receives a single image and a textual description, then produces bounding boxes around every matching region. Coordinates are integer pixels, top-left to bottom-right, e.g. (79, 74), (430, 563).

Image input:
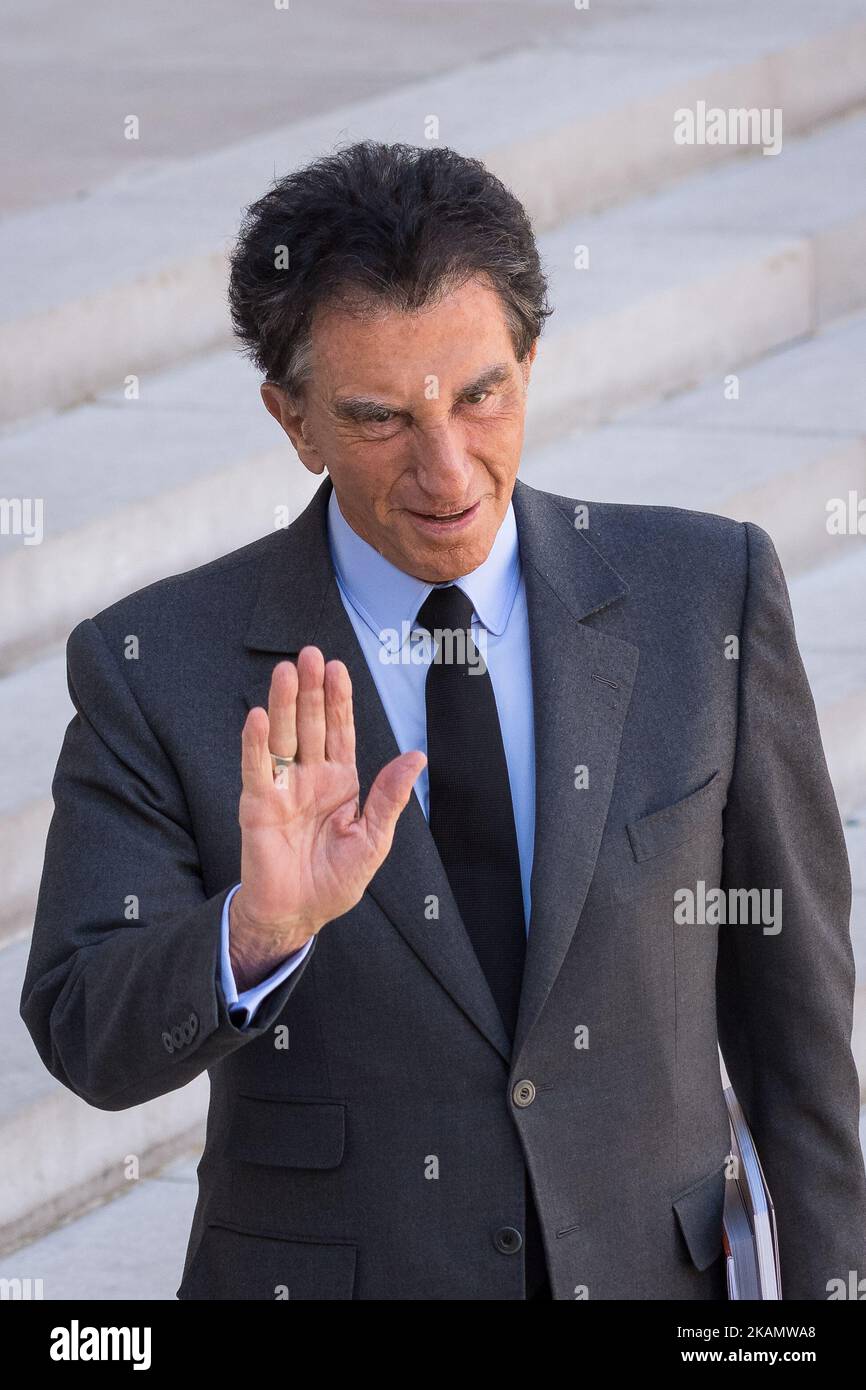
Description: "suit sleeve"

(19, 617), (316, 1112)
(717, 521), (866, 1299)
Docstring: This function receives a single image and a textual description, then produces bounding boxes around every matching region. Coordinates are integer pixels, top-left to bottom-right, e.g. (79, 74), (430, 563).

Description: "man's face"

(262, 278), (536, 582)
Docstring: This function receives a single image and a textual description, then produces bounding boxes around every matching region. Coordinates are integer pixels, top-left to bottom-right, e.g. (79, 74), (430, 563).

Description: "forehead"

(309, 278), (516, 396)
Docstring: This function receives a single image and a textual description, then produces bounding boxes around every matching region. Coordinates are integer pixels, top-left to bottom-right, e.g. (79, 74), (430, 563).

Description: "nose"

(410, 422), (473, 502)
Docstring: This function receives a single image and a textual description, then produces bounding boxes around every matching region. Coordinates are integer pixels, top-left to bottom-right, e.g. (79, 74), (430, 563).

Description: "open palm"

(236, 647), (425, 946)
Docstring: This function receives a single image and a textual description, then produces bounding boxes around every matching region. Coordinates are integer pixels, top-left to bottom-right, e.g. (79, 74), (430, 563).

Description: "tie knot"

(415, 584), (475, 634)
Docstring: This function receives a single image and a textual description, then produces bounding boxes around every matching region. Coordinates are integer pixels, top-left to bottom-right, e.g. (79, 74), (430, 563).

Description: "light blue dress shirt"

(220, 487), (536, 1027)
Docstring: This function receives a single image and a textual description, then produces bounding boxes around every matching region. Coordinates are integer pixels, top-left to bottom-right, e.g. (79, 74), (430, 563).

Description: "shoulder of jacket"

(526, 485), (754, 598)
(84, 529), (283, 640)
(540, 488), (747, 549)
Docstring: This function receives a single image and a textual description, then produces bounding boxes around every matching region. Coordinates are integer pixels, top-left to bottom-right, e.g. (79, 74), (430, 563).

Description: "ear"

(260, 382), (325, 475)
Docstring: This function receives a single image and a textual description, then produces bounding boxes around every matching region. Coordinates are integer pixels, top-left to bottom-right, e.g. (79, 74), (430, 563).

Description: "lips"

(405, 499), (482, 535)
(410, 504), (474, 519)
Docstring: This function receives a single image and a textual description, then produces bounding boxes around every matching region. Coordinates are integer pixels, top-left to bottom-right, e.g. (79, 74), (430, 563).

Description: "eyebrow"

(330, 361), (514, 423)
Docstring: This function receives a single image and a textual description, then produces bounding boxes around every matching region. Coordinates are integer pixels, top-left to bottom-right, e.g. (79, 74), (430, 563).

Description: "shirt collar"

(327, 487), (521, 644)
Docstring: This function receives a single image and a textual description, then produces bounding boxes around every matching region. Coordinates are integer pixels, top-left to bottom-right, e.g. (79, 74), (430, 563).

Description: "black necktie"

(417, 583), (551, 1299)
(417, 584), (527, 1038)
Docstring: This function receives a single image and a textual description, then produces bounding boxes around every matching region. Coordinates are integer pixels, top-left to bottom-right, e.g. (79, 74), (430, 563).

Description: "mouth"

(405, 499), (481, 534)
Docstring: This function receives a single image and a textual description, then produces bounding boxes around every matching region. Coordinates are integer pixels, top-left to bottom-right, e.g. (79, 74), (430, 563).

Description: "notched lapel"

(510, 481), (640, 1062)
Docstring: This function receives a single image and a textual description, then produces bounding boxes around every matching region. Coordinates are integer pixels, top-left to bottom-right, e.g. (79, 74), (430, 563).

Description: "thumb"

(359, 751), (426, 859)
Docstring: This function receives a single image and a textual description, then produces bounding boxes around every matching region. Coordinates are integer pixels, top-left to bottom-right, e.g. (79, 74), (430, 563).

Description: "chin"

(386, 517), (496, 581)
(424, 538), (492, 581)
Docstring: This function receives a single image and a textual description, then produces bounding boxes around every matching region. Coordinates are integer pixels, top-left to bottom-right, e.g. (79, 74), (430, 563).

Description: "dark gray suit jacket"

(21, 476), (866, 1299)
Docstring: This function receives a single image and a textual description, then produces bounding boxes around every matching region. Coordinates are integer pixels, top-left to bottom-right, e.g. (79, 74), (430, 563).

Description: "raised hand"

(229, 646), (426, 989)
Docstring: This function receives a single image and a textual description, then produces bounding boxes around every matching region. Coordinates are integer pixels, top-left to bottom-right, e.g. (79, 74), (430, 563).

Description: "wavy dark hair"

(227, 140), (553, 401)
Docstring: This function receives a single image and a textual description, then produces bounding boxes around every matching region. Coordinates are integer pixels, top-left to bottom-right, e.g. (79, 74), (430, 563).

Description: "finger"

(295, 645), (326, 764)
(241, 705), (274, 796)
(324, 660), (355, 764)
(359, 750), (426, 860)
(268, 660), (298, 759)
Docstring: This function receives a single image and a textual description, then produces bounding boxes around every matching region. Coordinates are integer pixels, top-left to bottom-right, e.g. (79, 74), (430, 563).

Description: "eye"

(462, 390), (489, 406)
(368, 408), (395, 424)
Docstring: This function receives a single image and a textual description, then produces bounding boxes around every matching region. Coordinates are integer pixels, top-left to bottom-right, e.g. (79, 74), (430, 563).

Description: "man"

(21, 141), (866, 1300)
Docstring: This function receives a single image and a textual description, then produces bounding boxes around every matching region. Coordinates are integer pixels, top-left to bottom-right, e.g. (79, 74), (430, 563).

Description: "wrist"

(228, 889), (317, 990)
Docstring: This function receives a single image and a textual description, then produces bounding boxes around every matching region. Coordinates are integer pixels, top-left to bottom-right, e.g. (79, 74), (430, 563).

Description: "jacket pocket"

(178, 1221), (357, 1300)
(671, 1159), (728, 1271)
(627, 769), (724, 864)
(226, 1095), (346, 1169)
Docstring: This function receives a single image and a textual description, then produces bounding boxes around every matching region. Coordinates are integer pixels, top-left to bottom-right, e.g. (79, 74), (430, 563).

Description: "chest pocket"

(627, 769), (724, 863)
(593, 769), (726, 907)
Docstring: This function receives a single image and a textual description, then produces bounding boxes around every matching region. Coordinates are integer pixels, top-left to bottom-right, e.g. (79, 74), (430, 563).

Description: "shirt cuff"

(219, 883), (314, 1029)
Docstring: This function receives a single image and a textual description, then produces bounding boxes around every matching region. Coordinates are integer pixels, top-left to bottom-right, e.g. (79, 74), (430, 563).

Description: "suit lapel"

(509, 480), (640, 1063)
(241, 475), (640, 1068)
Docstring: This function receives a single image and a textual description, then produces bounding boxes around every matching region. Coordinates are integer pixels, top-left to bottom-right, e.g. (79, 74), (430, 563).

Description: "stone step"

(0, 1152), (199, 1298)
(523, 310), (866, 580)
(2, 0), (865, 424)
(0, 646), (75, 950)
(788, 549), (866, 817)
(0, 353), (322, 674)
(1, 0), (712, 218)
(0, 935), (207, 1258)
(525, 109), (866, 440)
(4, 107), (866, 674)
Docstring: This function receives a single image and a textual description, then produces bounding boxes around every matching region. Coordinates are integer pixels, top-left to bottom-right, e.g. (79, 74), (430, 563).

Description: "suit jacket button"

(512, 1079), (536, 1107)
(494, 1227), (523, 1255)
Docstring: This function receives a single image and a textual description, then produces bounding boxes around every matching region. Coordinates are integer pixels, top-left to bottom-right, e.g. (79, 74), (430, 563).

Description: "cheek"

(466, 409), (524, 456)
(333, 453), (400, 515)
